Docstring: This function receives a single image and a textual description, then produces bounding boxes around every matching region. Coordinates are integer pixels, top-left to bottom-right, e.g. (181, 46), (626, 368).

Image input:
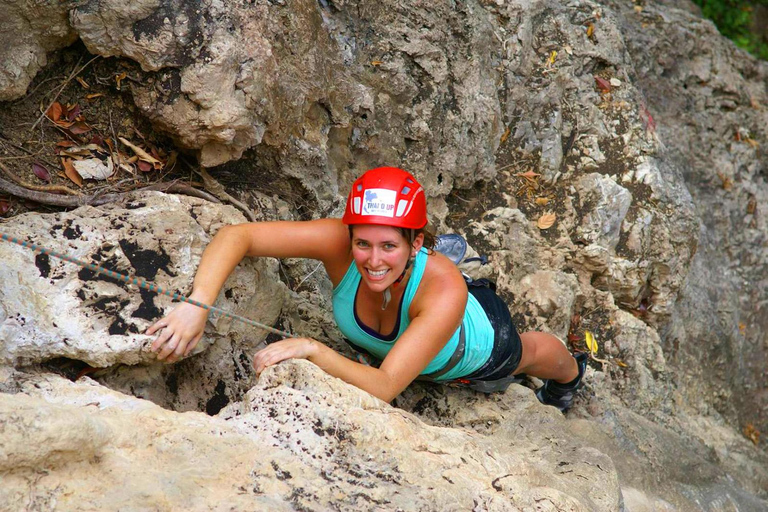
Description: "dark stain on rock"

(271, 461), (292, 480)
(132, 288), (163, 321)
(35, 253), (51, 278)
(118, 239), (175, 280)
(124, 201), (147, 210)
(108, 316), (139, 335)
(62, 220), (82, 240)
(205, 380), (229, 416)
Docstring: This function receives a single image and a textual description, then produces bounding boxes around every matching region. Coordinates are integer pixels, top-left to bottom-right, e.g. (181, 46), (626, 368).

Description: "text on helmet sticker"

(361, 188), (396, 217)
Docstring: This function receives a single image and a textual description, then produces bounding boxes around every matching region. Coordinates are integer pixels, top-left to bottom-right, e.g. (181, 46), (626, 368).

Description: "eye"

(355, 240), (369, 248)
(384, 243), (397, 250)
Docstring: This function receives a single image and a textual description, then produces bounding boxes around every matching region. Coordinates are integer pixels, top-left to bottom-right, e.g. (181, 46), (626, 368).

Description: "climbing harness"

(0, 231), (294, 338)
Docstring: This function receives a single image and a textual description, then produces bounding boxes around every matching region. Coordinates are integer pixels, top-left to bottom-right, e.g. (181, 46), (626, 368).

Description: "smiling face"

(351, 224), (424, 292)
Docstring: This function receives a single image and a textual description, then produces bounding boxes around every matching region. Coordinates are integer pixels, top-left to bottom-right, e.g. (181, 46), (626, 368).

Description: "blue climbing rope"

(0, 231), (293, 338)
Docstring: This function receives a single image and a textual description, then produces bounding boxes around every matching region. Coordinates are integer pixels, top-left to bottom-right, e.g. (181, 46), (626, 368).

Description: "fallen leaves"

(535, 197), (551, 206)
(586, 22), (595, 38)
(744, 424), (760, 446)
(119, 137), (163, 170)
(61, 158), (82, 188)
(500, 126), (511, 144)
(536, 212), (556, 230)
(115, 72), (127, 90)
(717, 172), (733, 191)
(0, 199), (10, 216)
(45, 101), (92, 135)
(747, 198), (757, 215)
(73, 157), (114, 181)
(594, 76), (612, 93)
(32, 162), (51, 182)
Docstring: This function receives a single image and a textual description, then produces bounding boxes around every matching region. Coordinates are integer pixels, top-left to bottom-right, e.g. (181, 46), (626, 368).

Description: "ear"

(410, 233), (424, 256)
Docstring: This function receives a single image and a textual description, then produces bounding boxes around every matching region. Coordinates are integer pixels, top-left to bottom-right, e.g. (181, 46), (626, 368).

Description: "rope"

(0, 231), (293, 339)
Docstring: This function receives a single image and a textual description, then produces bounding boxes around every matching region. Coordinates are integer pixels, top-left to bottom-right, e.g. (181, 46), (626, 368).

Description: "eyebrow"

(353, 237), (400, 245)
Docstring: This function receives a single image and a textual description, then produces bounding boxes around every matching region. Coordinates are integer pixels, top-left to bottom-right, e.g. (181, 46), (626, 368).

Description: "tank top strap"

(402, 247), (429, 306)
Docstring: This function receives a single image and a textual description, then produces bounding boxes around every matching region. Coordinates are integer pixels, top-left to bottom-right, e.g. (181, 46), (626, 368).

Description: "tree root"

(0, 176), (220, 208)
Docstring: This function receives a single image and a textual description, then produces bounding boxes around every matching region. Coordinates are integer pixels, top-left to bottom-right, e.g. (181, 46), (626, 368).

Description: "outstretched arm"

(148, 218), (351, 362)
(253, 255), (468, 402)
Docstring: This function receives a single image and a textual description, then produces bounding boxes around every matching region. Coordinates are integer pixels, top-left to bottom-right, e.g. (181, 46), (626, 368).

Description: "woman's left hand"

(252, 337), (319, 375)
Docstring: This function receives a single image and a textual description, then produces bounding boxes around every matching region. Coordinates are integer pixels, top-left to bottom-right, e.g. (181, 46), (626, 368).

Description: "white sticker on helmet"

(395, 199), (408, 217)
(361, 188), (396, 217)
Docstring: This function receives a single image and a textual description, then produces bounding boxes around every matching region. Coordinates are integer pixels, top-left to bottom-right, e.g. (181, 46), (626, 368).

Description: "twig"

(0, 176), (118, 206)
(0, 175), (220, 208)
(0, 161), (79, 196)
(142, 181), (221, 203)
(192, 164), (256, 222)
(31, 55), (101, 132)
(0, 133), (60, 170)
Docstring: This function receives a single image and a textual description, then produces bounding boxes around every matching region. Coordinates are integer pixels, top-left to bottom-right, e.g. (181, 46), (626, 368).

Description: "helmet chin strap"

(381, 231), (418, 310)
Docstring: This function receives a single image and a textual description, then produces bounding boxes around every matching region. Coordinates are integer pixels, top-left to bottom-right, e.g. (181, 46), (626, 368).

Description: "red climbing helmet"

(342, 167), (427, 229)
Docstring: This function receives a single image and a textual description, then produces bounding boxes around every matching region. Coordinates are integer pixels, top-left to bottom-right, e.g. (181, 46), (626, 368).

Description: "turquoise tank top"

(332, 248), (494, 381)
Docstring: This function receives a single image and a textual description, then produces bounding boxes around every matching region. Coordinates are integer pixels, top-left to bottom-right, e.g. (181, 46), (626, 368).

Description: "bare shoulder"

(412, 250), (468, 314)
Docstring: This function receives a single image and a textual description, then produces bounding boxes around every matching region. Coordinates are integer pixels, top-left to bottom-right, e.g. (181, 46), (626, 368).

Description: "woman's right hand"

(147, 301), (210, 363)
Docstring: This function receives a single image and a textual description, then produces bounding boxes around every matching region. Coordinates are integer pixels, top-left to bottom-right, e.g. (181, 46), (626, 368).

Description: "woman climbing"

(147, 167), (587, 411)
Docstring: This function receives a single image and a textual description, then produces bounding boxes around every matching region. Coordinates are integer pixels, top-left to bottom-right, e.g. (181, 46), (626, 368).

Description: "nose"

(369, 247), (384, 267)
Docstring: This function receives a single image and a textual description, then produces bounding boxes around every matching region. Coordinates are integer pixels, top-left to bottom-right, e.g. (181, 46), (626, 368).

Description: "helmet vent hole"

(406, 178), (414, 184)
(356, 184), (363, 192)
(401, 186), (411, 195)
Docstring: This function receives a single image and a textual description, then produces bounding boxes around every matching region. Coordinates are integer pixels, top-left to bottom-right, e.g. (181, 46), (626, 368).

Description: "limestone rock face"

(0, 0), (77, 101)
(0, 193), (285, 412)
(0, 361), (621, 511)
(1, 0), (768, 509)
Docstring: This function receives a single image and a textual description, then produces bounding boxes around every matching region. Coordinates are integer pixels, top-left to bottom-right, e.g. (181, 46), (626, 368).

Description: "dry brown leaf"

(46, 102), (63, 122)
(85, 93), (104, 100)
(595, 76), (612, 93)
(536, 212), (556, 230)
(745, 138), (759, 149)
(32, 162), (50, 182)
(500, 126), (511, 144)
(61, 158), (83, 188)
(744, 424), (760, 445)
(586, 23), (595, 38)
(717, 172), (733, 191)
(516, 170), (541, 180)
(118, 137), (162, 165)
(115, 72), (127, 90)
(535, 197), (550, 206)
(370, 60), (383, 66)
(76, 76), (90, 89)
(616, 360), (628, 368)
(747, 198), (757, 214)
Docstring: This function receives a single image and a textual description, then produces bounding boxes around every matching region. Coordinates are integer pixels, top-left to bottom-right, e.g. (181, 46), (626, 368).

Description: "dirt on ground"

(0, 42), (189, 219)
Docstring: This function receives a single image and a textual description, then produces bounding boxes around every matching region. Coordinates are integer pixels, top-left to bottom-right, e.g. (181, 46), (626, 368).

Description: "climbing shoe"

(535, 352), (588, 413)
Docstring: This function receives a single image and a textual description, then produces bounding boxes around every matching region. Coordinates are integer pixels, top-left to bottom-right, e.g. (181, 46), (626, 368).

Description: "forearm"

(308, 342), (403, 402)
(190, 225), (251, 304)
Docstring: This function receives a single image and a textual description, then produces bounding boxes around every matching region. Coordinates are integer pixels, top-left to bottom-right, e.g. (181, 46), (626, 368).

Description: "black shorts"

(461, 281), (523, 381)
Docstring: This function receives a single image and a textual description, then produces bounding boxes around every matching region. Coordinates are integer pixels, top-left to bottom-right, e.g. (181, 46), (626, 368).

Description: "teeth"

(368, 269), (388, 277)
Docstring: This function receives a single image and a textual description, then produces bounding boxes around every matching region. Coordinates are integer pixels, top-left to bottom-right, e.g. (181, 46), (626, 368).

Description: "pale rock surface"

(0, 0), (76, 101)
(0, 361), (621, 512)
(1, 0), (768, 509)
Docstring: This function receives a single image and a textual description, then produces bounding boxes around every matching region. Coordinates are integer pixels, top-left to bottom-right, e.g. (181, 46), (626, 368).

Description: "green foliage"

(691, 0), (768, 60)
